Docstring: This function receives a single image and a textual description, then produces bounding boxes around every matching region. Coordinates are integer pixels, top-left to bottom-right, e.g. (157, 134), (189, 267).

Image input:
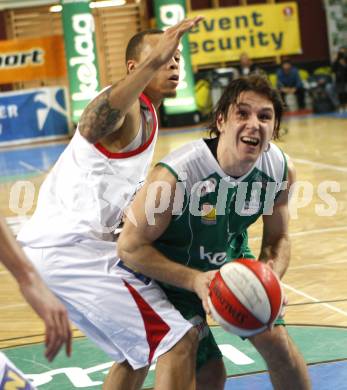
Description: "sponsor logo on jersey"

(201, 203), (217, 225)
(200, 246), (227, 265)
(200, 178), (217, 196)
(0, 364), (33, 389)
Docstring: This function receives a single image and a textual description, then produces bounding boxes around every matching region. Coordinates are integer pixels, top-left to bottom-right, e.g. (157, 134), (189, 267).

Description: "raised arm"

(79, 16), (203, 143)
(0, 216), (72, 361)
(117, 165), (216, 312)
(259, 156), (296, 278)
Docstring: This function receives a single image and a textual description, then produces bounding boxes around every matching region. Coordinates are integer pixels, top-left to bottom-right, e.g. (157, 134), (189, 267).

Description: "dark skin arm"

(78, 16), (203, 144)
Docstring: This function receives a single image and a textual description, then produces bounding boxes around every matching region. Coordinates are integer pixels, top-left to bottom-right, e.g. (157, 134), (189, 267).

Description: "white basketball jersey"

(18, 94), (158, 247)
(0, 352), (36, 389)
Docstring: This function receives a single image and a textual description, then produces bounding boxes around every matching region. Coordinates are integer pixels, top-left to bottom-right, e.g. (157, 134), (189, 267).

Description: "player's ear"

(216, 113), (224, 133)
(127, 60), (137, 73)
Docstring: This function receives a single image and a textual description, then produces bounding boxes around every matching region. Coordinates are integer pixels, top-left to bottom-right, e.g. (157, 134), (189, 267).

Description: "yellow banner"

(188, 2), (301, 66)
(0, 35), (66, 84)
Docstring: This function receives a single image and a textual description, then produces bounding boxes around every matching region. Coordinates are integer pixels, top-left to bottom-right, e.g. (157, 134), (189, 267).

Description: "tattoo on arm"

(79, 87), (122, 143)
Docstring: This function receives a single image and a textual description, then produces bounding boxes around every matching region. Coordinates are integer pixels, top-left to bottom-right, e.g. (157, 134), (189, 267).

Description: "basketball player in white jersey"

(118, 75), (311, 389)
(17, 17), (213, 390)
(0, 215), (71, 389)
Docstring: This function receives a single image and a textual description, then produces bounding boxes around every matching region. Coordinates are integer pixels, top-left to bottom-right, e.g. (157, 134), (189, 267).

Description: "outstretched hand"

(20, 274), (72, 362)
(151, 16), (204, 68)
(192, 270), (218, 315)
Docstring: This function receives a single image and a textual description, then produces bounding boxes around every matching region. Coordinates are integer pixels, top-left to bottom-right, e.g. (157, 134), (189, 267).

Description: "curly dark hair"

(208, 74), (284, 140)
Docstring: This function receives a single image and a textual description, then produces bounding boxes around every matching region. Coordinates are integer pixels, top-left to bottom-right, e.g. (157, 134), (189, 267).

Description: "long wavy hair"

(208, 74), (284, 140)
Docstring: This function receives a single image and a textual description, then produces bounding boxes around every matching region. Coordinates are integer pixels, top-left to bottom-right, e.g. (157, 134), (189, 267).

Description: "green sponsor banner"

(324, 0), (347, 60)
(154, 0), (198, 115)
(61, 0), (100, 122)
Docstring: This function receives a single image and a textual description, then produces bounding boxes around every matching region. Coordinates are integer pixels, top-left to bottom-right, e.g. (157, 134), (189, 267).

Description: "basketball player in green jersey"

(118, 74), (311, 389)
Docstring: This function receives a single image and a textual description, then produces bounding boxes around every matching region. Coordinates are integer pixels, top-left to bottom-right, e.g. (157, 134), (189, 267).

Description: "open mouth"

(168, 75), (179, 82)
(240, 136), (260, 146)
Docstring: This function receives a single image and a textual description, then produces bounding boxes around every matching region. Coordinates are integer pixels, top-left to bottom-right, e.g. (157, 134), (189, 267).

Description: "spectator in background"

(332, 47), (347, 112)
(277, 60), (306, 110)
(236, 52), (265, 78)
(308, 73), (337, 113)
(237, 52), (256, 76)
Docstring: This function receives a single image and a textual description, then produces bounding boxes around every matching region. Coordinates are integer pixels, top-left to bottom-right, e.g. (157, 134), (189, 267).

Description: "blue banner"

(0, 87), (70, 144)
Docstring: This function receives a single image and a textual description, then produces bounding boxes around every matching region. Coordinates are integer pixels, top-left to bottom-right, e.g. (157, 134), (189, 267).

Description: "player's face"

(282, 63), (291, 73)
(217, 91), (275, 165)
(139, 35), (181, 102)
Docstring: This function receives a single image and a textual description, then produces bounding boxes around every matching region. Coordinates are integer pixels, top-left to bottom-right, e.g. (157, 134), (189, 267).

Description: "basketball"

(208, 259), (283, 337)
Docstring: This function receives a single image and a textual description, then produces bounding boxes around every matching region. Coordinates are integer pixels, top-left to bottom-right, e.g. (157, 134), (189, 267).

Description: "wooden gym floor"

(0, 112), (346, 388)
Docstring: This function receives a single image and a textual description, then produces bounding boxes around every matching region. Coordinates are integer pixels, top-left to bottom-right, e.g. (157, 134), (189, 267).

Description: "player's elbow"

(117, 235), (130, 260)
(117, 234), (141, 267)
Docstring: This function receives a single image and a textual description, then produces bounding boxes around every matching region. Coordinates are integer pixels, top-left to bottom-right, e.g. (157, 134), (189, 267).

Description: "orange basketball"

(208, 259), (283, 337)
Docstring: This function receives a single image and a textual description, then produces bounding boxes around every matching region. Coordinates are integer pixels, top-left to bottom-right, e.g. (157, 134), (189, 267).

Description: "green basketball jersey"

(154, 139), (288, 363)
(154, 138), (288, 272)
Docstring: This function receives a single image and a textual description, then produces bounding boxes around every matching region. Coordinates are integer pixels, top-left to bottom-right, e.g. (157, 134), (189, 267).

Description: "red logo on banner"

(283, 6), (294, 17)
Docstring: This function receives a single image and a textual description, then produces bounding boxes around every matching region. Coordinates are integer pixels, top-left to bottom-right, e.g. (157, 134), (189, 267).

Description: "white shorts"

(23, 240), (193, 369)
(0, 352), (37, 389)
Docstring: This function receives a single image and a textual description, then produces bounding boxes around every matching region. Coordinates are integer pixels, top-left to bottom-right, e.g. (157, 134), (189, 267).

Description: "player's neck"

(142, 90), (162, 109)
(217, 141), (254, 178)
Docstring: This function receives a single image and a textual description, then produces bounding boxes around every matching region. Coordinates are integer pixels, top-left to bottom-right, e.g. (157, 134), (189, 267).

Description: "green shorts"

(160, 286), (222, 370)
(161, 285), (285, 370)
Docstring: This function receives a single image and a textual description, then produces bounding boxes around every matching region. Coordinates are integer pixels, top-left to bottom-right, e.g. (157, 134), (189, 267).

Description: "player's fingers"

(202, 297), (211, 315)
(280, 294), (287, 317)
(61, 310), (72, 357)
(46, 309), (65, 361)
(174, 16), (202, 29)
(191, 15), (204, 25)
(283, 294), (288, 306)
(44, 324), (50, 357)
(174, 15), (203, 36)
(44, 316), (57, 361)
(207, 270), (218, 283)
(46, 333), (60, 361)
(177, 20), (198, 35)
(53, 308), (71, 359)
(66, 333), (72, 357)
